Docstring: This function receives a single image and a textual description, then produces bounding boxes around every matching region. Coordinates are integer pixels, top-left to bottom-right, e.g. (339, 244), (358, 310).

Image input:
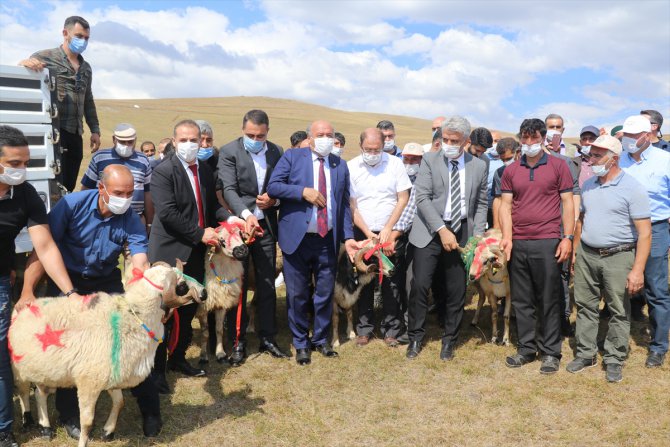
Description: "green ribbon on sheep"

(110, 311), (122, 385)
(460, 235), (482, 285)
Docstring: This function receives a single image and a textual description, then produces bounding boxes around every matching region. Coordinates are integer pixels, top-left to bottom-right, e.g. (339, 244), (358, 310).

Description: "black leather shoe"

(259, 338), (290, 359)
(506, 353), (536, 368)
(169, 359), (206, 377)
(406, 341), (422, 359)
(312, 344), (339, 358)
(645, 352), (665, 368)
(296, 348), (311, 365)
(153, 372), (172, 394)
(229, 342), (247, 367)
(143, 414), (162, 437)
(61, 417), (81, 440)
(440, 343), (455, 361)
(0, 431), (19, 447)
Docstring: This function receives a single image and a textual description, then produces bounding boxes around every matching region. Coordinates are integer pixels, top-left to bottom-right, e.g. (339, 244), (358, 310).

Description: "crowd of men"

(0, 15), (668, 447)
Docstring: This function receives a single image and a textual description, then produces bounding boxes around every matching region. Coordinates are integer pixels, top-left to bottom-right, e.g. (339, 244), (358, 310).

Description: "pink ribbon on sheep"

(126, 268), (164, 291)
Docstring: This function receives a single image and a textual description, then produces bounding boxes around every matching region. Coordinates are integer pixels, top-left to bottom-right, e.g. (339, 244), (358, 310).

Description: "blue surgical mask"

(197, 147), (215, 161)
(243, 136), (264, 154)
(68, 36), (88, 54)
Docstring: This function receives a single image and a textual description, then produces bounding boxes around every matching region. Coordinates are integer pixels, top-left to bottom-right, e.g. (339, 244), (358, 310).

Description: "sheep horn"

(353, 244), (376, 273)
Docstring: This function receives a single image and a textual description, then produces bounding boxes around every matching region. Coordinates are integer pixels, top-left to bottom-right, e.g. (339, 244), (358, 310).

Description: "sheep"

(331, 240), (395, 348)
(9, 262), (193, 447)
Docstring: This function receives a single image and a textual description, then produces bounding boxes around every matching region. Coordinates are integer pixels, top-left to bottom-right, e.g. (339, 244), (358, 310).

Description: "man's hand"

(501, 238), (513, 260)
(201, 227), (218, 244)
(244, 215), (260, 237)
(256, 193), (276, 210)
(344, 239), (363, 262)
(438, 228), (459, 252)
(90, 133), (101, 152)
(14, 292), (37, 312)
(378, 225), (392, 246)
(626, 267), (644, 296)
(19, 58), (45, 72)
(555, 238), (572, 263)
(302, 187), (326, 207)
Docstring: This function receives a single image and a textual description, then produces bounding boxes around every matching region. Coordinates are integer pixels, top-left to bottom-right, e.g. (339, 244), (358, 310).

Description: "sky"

(1, 0), (669, 136)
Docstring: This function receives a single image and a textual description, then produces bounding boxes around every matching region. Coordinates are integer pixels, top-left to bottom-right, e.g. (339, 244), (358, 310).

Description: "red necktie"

(188, 164), (205, 228)
(317, 158), (328, 237)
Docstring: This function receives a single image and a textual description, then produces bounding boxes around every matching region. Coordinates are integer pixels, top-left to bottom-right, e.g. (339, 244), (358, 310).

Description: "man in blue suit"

(267, 120), (361, 365)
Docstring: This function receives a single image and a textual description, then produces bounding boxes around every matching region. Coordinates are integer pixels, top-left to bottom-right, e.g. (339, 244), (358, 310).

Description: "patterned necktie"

(450, 159), (462, 234)
(317, 157), (328, 237)
(188, 164), (205, 228)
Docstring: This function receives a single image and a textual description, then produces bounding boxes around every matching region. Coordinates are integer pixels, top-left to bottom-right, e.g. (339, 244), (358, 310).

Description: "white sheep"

(9, 262), (192, 447)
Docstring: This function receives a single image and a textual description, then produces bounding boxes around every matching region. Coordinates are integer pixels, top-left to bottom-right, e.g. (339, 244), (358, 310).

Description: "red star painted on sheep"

(35, 324), (65, 352)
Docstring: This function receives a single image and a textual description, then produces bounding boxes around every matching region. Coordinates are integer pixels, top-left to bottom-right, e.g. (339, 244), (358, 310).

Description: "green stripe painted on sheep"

(110, 311), (122, 384)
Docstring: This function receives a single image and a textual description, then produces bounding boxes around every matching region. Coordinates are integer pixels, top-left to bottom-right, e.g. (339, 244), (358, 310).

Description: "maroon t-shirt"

(500, 152), (573, 240)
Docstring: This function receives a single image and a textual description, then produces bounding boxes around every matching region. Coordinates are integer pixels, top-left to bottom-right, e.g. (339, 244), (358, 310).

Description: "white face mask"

(591, 157), (613, 177)
(331, 147), (342, 157)
(383, 140), (396, 152)
(313, 137), (334, 157)
(621, 136), (642, 154)
(102, 185), (132, 215)
(503, 158), (515, 166)
(521, 143), (543, 157)
(0, 164), (27, 186)
(176, 141), (199, 163)
(580, 145), (591, 156)
(442, 143), (462, 159)
(405, 163), (420, 176)
(114, 142), (134, 158)
(546, 129), (561, 140)
(362, 151), (382, 166)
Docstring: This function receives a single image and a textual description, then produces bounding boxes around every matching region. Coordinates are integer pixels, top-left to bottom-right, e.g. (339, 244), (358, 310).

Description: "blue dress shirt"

(619, 145), (670, 223)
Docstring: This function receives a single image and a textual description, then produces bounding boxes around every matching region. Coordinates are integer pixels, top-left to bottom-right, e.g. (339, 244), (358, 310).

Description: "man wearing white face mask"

(219, 110), (289, 366)
(406, 116), (488, 360)
(332, 132), (346, 157)
(81, 123), (154, 232)
(568, 135), (651, 382)
(349, 128), (411, 347)
(500, 118), (575, 375)
(377, 120), (402, 157)
(619, 114), (670, 368)
(545, 113), (568, 156)
(20, 164), (161, 438)
(0, 126), (83, 447)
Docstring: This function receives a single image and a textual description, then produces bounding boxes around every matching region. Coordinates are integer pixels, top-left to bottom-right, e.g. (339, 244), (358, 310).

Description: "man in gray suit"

(406, 116), (488, 360)
(218, 109), (289, 366)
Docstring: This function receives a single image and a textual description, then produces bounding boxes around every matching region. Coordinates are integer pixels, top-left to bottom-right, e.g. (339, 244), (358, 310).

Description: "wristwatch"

(564, 235), (574, 242)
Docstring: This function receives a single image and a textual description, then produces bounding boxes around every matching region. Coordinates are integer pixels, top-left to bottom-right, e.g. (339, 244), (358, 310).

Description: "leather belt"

(582, 242), (636, 257)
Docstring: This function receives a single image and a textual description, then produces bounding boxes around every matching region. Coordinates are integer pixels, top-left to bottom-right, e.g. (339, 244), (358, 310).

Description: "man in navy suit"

(267, 120), (361, 365)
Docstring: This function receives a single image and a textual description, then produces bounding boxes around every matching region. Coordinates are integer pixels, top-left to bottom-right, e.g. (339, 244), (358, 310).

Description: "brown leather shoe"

(356, 335), (370, 347)
(384, 337), (399, 348)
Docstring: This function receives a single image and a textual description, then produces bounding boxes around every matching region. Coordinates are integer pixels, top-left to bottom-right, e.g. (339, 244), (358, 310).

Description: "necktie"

(450, 159), (462, 234)
(317, 158), (328, 237)
(188, 164), (205, 228)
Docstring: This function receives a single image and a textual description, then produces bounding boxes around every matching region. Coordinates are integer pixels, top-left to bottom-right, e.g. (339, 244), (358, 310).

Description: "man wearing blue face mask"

(219, 110), (289, 366)
(619, 114), (670, 368)
(19, 16), (101, 193)
(80, 123), (154, 233)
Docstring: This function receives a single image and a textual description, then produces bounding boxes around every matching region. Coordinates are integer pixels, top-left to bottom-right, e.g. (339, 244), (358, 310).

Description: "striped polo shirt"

(80, 149), (152, 214)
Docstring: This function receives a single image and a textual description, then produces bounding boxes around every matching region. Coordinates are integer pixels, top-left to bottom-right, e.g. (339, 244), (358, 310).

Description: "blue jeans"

(0, 276), (13, 433)
(645, 221), (670, 355)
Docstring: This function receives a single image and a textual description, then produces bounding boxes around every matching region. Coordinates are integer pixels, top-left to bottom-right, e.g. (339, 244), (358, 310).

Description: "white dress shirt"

(348, 152), (412, 232)
(306, 152), (333, 233)
(177, 155), (201, 204)
(240, 145), (268, 220)
(442, 152), (467, 221)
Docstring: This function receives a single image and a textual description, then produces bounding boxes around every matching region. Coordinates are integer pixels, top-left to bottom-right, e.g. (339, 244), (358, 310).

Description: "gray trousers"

(573, 244), (634, 365)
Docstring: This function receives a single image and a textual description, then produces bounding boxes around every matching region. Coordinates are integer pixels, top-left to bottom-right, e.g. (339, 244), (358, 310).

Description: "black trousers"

(509, 238), (563, 358)
(45, 270), (160, 421)
(59, 129), (83, 192)
(408, 228), (466, 346)
(226, 219), (277, 346)
(354, 228), (404, 339)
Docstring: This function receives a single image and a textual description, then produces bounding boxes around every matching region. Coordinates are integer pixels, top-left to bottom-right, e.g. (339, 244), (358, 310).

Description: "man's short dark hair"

(544, 113), (564, 125)
(519, 118), (547, 139)
(496, 137), (521, 155)
(376, 120), (395, 132)
(243, 109), (269, 128)
(64, 16), (90, 30)
(0, 125), (29, 156)
(173, 119), (201, 137)
(469, 127), (493, 148)
(640, 109), (663, 128)
(290, 131), (307, 148)
(334, 132), (346, 146)
(140, 141), (155, 150)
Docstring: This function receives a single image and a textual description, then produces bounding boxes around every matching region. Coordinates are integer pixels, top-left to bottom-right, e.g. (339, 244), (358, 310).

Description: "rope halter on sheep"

(123, 268), (165, 343)
(362, 241), (395, 285)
